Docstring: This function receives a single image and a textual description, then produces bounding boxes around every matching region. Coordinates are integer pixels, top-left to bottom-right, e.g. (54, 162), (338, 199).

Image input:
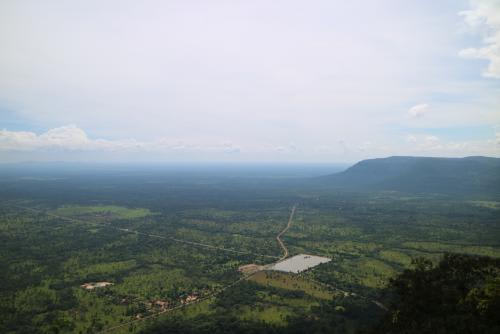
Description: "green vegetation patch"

(250, 271), (335, 300)
(239, 304), (293, 325)
(52, 205), (151, 219)
(337, 257), (397, 289)
(72, 259), (137, 277)
(112, 267), (190, 299)
(68, 287), (130, 333)
(378, 250), (412, 267)
(468, 201), (500, 210)
(402, 241), (500, 258)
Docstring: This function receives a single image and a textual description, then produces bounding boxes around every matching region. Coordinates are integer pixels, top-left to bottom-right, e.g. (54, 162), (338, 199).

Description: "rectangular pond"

(270, 254), (331, 273)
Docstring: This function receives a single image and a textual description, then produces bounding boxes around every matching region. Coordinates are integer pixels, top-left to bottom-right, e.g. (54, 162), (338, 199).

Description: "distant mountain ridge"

(322, 156), (500, 196)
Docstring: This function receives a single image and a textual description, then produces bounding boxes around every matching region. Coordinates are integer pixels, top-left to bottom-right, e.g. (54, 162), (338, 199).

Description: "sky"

(0, 0), (499, 163)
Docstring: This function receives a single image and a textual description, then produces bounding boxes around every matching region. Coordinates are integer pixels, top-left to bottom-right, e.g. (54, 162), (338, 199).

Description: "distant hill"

(321, 156), (500, 196)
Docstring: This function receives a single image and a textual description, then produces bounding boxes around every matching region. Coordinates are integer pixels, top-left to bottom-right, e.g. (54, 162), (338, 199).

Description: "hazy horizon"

(0, 154), (497, 167)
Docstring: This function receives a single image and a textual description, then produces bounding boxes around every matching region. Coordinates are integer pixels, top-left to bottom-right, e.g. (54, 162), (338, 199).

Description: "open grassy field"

(250, 271), (335, 300)
(52, 205), (152, 219)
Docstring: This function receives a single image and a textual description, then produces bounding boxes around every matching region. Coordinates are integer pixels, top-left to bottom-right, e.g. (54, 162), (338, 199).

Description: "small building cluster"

(181, 293), (199, 304)
(146, 299), (171, 312)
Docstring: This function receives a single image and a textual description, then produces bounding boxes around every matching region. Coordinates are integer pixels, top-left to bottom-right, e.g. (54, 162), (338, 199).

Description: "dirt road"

(276, 205), (296, 261)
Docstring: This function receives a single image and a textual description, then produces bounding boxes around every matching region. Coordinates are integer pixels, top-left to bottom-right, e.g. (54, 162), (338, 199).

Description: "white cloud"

(403, 133), (500, 156)
(313, 145), (333, 153)
(39, 125), (90, 149)
(459, 0), (500, 78)
(405, 135), (418, 143)
(495, 129), (500, 145)
(424, 135), (440, 146)
(406, 134), (443, 150)
(266, 144), (298, 154)
(0, 125), (143, 152)
(216, 142), (241, 154)
(357, 141), (372, 151)
(0, 125), (244, 154)
(2, 125), (499, 162)
(408, 104), (429, 118)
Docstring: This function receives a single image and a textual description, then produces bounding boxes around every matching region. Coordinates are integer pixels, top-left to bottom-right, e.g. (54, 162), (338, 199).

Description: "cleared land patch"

(238, 264), (265, 274)
(80, 282), (113, 290)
